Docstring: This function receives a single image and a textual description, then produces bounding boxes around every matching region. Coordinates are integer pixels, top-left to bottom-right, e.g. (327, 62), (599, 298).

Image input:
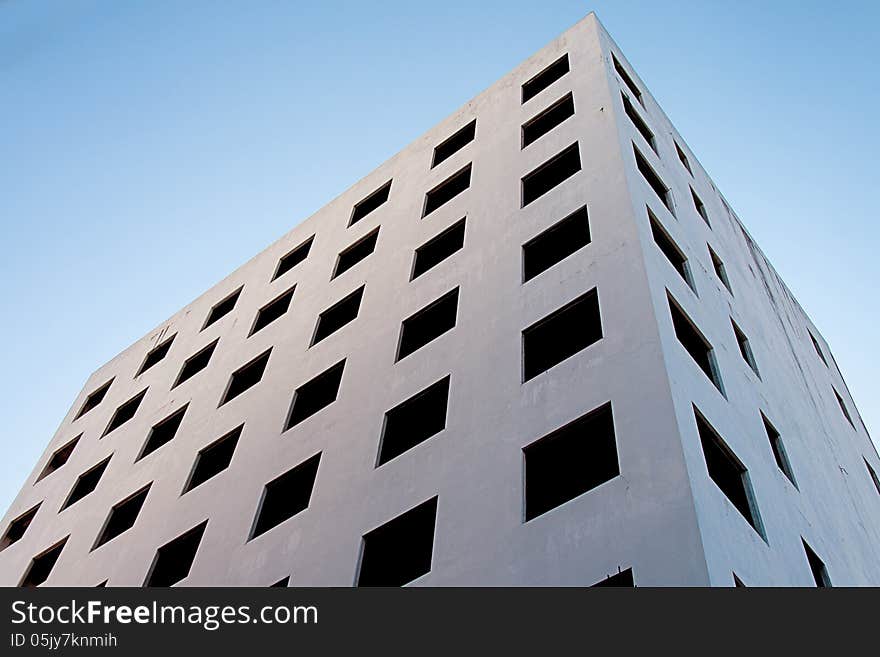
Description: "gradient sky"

(1, 0), (878, 517)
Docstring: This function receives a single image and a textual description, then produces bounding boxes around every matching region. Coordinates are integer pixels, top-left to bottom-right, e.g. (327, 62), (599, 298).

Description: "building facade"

(2, 14), (879, 587)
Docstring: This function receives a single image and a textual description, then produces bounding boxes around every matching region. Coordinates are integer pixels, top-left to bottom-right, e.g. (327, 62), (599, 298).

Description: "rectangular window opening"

(524, 401), (619, 522)
(802, 539), (831, 587)
(93, 484), (151, 550)
(522, 54), (569, 103)
(75, 378), (113, 420)
(250, 453), (321, 540)
(648, 209), (695, 291)
(37, 435), (81, 482)
(202, 287), (242, 330)
(377, 376), (450, 466)
(522, 142), (581, 207)
(284, 361), (345, 430)
(732, 319), (760, 378)
(1, 503), (41, 552)
(612, 53), (643, 106)
(523, 206), (591, 283)
(423, 164), (472, 217)
(591, 568), (634, 587)
(349, 180), (392, 226)
(691, 187), (710, 226)
(523, 288), (602, 382)
(102, 389), (148, 437)
(272, 236), (314, 281)
(144, 521), (207, 587)
(762, 413), (797, 488)
(137, 405), (188, 461)
(695, 408), (765, 539)
(173, 340), (218, 388)
(333, 227), (379, 279)
(633, 144), (673, 215)
(864, 458), (880, 497)
(357, 497), (438, 587)
(621, 93), (655, 152)
(220, 349), (271, 406)
(521, 93), (575, 148)
(411, 218), (466, 280)
(19, 537), (68, 587)
(250, 287), (295, 336)
(396, 289), (459, 362)
(61, 456), (111, 511)
(675, 141), (693, 175)
(809, 331), (828, 366)
(432, 119), (476, 167)
(708, 245), (732, 294)
(833, 388), (855, 428)
(311, 286), (364, 346)
(137, 335), (175, 376)
(183, 425), (243, 494)
(668, 293), (724, 394)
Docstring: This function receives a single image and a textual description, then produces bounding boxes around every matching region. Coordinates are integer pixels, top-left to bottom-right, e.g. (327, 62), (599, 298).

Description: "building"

(2, 13), (878, 587)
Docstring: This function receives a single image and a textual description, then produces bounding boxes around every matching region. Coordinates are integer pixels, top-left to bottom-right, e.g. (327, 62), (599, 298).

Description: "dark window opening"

(733, 573), (747, 587)
(695, 408), (764, 539)
(522, 54), (569, 103)
(649, 209), (695, 291)
(708, 245), (732, 294)
(270, 577), (289, 588)
(93, 484), (150, 549)
(137, 335), (175, 376)
(523, 288), (602, 381)
(621, 93), (655, 152)
(144, 521), (207, 587)
(357, 497), (437, 587)
(591, 568), (634, 587)
(411, 218), (466, 280)
(809, 331), (828, 366)
(138, 405), (188, 461)
(524, 401), (618, 521)
(396, 289), (459, 361)
(675, 141), (693, 175)
(19, 537), (67, 587)
(173, 341), (218, 388)
(250, 287), (294, 336)
(522, 93), (575, 148)
(691, 187), (710, 226)
(522, 143), (580, 207)
(285, 361), (345, 430)
(102, 389), (148, 437)
(667, 294), (724, 394)
(311, 287), (364, 346)
(864, 458), (880, 496)
(378, 376), (449, 466)
(95, 580), (108, 587)
(75, 379), (113, 420)
(432, 120), (476, 168)
(1, 503), (41, 552)
(37, 435), (81, 482)
(523, 206), (591, 282)
(333, 228), (379, 279)
(634, 145), (673, 214)
(833, 388), (855, 428)
(250, 453), (321, 539)
(220, 349), (271, 405)
(349, 180), (391, 226)
(423, 164), (472, 217)
(183, 425), (242, 494)
(732, 319), (760, 377)
(612, 54), (642, 106)
(273, 236), (313, 281)
(762, 413), (797, 488)
(802, 539), (831, 587)
(203, 287), (242, 329)
(62, 456), (111, 510)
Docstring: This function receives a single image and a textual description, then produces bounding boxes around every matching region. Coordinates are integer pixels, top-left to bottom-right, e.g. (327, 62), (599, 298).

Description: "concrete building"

(2, 13), (878, 587)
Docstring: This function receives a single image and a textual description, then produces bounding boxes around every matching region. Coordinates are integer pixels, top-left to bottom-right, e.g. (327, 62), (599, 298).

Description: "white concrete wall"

(1, 13), (876, 587)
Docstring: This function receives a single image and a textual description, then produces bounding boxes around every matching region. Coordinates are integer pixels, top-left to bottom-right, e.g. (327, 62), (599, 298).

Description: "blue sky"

(1, 0), (877, 517)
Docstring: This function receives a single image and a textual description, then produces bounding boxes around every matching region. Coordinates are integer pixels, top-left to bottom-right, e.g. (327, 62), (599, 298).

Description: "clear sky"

(1, 0), (878, 518)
